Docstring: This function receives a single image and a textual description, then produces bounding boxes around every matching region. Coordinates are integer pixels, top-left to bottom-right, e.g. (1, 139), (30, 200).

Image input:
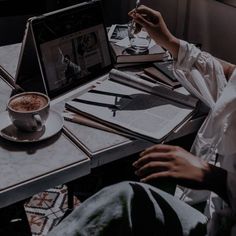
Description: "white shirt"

(174, 40), (236, 235)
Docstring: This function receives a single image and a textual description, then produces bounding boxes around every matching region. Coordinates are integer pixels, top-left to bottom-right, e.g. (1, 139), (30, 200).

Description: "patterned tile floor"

(24, 185), (80, 236)
(2, 157), (138, 235)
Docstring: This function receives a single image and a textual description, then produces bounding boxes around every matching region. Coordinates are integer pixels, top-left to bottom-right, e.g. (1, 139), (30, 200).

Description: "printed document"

(65, 70), (198, 142)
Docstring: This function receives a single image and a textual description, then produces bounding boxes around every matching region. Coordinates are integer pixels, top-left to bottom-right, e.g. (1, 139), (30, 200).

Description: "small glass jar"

(127, 21), (151, 54)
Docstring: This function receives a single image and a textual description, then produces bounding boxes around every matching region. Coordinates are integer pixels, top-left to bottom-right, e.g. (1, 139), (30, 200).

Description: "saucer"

(0, 110), (64, 143)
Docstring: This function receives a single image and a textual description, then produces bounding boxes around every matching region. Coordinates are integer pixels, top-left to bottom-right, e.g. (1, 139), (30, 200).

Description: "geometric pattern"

(24, 185), (80, 236)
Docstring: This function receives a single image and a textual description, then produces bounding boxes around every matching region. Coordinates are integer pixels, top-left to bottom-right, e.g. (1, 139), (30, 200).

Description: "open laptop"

(13, 0), (132, 157)
(15, 0), (113, 99)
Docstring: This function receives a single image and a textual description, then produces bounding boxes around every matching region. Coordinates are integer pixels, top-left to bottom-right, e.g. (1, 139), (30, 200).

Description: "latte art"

(9, 94), (48, 112)
(7, 92), (50, 132)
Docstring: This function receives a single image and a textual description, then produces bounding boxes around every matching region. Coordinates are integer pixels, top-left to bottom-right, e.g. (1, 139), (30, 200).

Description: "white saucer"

(0, 110), (64, 143)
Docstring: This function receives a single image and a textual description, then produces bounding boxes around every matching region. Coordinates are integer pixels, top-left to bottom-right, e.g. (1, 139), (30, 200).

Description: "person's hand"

(128, 5), (172, 46)
(133, 144), (210, 189)
(128, 5), (179, 58)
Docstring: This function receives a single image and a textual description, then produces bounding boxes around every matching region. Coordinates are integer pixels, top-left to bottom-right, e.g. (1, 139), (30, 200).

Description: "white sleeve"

(174, 40), (227, 108)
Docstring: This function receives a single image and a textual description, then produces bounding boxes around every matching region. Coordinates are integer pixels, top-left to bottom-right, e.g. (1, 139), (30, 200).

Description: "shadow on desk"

(0, 132), (61, 154)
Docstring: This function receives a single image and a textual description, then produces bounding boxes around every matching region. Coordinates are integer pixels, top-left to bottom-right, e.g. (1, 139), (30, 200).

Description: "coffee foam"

(9, 94), (48, 112)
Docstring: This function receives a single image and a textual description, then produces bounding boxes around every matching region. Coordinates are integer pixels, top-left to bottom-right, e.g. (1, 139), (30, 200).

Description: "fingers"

(140, 144), (179, 157)
(128, 8), (136, 16)
(128, 5), (160, 26)
(135, 5), (159, 16)
(135, 161), (171, 177)
(132, 144), (183, 183)
(133, 144), (180, 169)
(132, 13), (155, 29)
(133, 22), (142, 34)
(140, 171), (172, 183)
(133, 151), (174, 169)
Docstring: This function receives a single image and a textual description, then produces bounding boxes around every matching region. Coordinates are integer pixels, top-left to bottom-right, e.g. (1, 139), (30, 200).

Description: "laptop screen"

(28, 0), (112, 98)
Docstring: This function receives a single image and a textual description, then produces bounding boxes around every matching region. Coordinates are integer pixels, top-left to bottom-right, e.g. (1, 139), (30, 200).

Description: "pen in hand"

(131, 0), (142, 34)
(135, 0), (140, 11)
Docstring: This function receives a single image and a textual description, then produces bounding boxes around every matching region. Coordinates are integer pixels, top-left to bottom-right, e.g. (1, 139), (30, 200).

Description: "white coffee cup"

(7, 92), (50, 132)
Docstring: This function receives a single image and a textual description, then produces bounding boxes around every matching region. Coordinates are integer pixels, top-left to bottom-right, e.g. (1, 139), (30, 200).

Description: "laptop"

(13, 0), (133, 157)
(15, 0), (113, 99)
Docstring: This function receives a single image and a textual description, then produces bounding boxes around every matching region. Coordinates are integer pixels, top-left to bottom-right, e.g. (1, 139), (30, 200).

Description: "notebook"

(65, 69), (198, 143)
(15, 0), (113, 99)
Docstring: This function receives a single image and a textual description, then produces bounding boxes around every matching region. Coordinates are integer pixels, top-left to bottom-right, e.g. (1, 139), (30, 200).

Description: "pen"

(62, 110), (137, 139)
(135, 0), (140, 12)
(130, 0), (141, 30)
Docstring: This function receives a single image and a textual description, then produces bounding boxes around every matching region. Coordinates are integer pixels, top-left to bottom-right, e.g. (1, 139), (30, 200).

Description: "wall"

(0, 0), (135, 45)
(0, 0), (47, 45)
(187, 0), (236, 64)
(0, 15), (30, 45)
(101, 0), (136, 25)
(142, 0), (180, 35)
(1, 0), (236, 64)
(144, 0), (236, 64)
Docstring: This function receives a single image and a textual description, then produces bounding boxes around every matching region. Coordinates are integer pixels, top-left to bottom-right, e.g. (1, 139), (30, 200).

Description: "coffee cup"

(7, 92), (50, 132)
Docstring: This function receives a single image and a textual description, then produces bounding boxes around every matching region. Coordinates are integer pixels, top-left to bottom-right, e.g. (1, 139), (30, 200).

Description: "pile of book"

(141, 60), (182, 89)
(107, 24), (181, 89)
(108, 24), (167, 67)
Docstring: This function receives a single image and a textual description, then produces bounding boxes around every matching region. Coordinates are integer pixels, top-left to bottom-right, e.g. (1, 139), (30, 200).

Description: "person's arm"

(129, 5), (236, 81)
(133, 144), (229, 204)
(128, 5), (180, 59)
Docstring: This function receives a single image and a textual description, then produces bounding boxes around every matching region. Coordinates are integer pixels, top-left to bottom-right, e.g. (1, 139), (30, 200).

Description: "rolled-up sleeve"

(174, 40), (227, 108)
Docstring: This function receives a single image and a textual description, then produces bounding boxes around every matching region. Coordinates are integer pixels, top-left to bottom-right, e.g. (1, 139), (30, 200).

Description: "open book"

(65, 69), (199, 143)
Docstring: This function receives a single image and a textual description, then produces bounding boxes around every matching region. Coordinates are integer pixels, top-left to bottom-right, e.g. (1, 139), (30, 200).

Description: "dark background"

(2, 0), (236, 63)
(0, 0), (133, 45)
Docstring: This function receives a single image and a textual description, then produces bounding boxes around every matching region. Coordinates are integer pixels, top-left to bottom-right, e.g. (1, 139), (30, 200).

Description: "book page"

(109, 69), (198, 107)
(66, 79), (194, 142)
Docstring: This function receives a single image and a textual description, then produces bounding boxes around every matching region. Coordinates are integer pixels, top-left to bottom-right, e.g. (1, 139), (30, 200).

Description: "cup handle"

(33, 114), (43, 131)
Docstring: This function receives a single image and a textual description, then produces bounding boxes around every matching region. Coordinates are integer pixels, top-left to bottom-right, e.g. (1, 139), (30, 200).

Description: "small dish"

(0, 110), (63, 143)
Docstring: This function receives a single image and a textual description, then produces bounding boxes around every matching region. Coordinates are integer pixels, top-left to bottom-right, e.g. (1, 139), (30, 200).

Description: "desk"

(0, 44), (90, 208)
(0, 43), (205, 209)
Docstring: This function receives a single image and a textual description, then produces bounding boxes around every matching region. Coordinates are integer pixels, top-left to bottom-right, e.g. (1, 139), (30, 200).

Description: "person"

(76, 32), (100, 76)
(58, 48), (82, 84)
(62, 54), (82, 84)
(48, 5), (236, 236)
